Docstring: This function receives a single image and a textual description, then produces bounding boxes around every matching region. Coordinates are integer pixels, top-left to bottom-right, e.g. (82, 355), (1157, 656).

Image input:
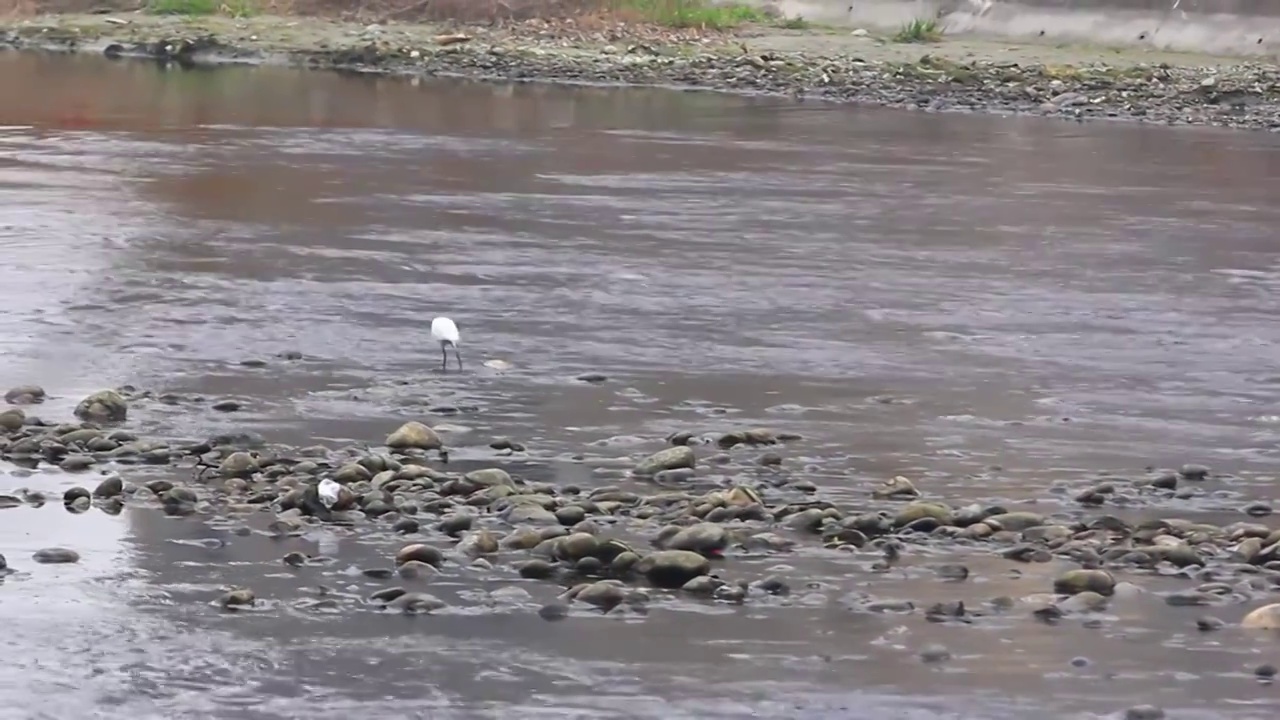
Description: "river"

(1, 50), (1279, 719)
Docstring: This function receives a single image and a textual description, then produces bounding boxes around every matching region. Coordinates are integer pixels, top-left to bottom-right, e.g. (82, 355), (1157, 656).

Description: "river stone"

(74, 390), (128, 422)
(62, 486), (91, 505)
(786, 507), (828, 532)
(984, 512), (1045, 532)
(396, 559), (438, 580)
(392, 517), (420, 535)
(634, 446), (695, 476)
(1149, 544), (1205, 568)
(555, 505), (587, 526)
(464, 468), (515, 489)
(663, 522), (728, 557)
(33, 547), (80, 564)
(556, 532), (601, 561)
(501, 528), (544, 551)
(455, 529), (499, 558)
(538, 602), (570, 621)
(218, 588), (255, 608)
(569, 580), (628, 611)
(332, 462), (372, 485)
(1241, 603), (1280, 629)
(437, 513), (473, 536)
(1124, 705), (1166, 720)
(893, 501), (952, 527)
(218, 451), (259, 479)
(1179, 463), (1210, 480)
(1022, 524), (1072, 543)
(387, 591), (446, 614)
(395, 543), (444, 568)
(681, 575), (727, 596)
(4, 385), (44, 405)
(386, 421), (442, 450)
(92, 475), (124, 499)
(636, 550), (710, 589)
(1058, 591), (1109, 613)
(873, 475), (920, 500)
(517, 559), (558, 579)
(1053, 569), (1116, 596)
(0, 408), (24, 432)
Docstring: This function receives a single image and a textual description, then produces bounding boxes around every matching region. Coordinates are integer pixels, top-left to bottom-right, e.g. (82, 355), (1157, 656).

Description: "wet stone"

(1179, 463), (1210, 480)
(538, 602), (570, 621)
(1124, 705), (1165, 720)
(681, 575), (726, 596)
(218, 588), (256, 608)
(1244, 502), (1273, 517)
(662, 522), (728, 557)
(893, 501), (951, 527)
(74, 390), (128, 422)
(386, 421), (442, 451)
(218, 452), (260, 479)
(1053, 569), (1116, 596)
(62, 486), (91, 505)
(438, 513), (474, 536)
(1195, 615), (1225, 632)
(1241, 602), (1280, 629)
(92, 475), (124, 499)
(634, 446), (696, 476)
(872, 475), (919, 500)
(59, 454), (96, 471)
(569, 580), (628, 611)
(4, 385), (45, 405)
(918, 643), (951, 663)
(555, 505), (586, 526)
(33, 547), (80, 564)
(397, 560), (438, 580)
(517, 559), (557, 580)
(395, 543), (444, 568)
(392, 517), (420, 534)
(636, 550), (710, 589)
(387, 592), (446, 614)
(1164, 591), (1213, 607)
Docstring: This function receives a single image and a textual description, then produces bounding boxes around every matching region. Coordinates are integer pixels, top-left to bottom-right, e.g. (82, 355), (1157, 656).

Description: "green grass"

(145, 0), (257, 17)
(893, 17), (943, 43)
(614, 0), (774, 30)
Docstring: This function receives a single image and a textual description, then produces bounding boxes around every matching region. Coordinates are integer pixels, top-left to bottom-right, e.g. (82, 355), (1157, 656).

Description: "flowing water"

(2, 50), (1280, 719)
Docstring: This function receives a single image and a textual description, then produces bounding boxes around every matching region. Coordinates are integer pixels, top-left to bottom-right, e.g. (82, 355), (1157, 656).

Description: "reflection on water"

(2, 51), (1280, 718)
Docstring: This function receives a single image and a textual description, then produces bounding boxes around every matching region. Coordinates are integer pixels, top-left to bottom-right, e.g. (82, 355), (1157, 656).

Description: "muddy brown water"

(3, 50), (1280, 719)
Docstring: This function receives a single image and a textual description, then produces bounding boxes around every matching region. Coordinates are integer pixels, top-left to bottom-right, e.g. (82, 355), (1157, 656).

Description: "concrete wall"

(772, 0), (1280, 57)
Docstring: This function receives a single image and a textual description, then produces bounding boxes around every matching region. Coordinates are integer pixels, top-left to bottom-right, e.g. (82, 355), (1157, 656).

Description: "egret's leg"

(440, 344), (448, 372)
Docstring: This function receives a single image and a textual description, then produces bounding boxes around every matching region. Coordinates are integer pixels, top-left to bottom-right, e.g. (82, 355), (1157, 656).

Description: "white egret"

(318, 478), (342, 509)
(431, 316), (462, 372)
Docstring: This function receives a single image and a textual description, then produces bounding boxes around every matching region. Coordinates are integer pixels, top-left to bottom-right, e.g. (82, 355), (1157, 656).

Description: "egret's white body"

(318, 478), (342, 509)
(431, 316), (462, 371)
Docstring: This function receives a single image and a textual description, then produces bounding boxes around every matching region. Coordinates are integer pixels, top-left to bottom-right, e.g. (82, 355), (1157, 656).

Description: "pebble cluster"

(4, 384), (1280, 714)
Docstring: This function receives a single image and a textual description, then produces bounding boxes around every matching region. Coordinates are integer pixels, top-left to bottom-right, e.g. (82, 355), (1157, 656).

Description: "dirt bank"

(2, 11), (1279, 130)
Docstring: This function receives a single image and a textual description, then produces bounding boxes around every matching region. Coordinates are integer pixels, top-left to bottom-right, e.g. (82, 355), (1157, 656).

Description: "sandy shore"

(2, 11), (1279, 131)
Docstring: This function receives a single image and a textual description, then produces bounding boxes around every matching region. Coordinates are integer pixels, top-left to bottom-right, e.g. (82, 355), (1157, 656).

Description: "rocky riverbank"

(7, 381), (1280, 679)
(2, 13), (1280, 131)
